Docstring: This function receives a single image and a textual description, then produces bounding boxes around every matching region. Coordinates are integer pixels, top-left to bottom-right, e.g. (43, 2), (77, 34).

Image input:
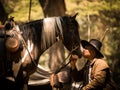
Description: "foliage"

(1, 0), (120, 88)
(3, 0), (43, 22)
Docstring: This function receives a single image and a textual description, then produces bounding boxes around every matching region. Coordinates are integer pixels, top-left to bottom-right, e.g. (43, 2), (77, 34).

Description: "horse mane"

(18, 16), (64, 51)
(19, 20), (42, 42)
(41, 17), (63, 50)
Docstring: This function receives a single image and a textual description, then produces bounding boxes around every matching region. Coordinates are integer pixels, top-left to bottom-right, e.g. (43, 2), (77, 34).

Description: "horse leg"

(15, 67), (24, 90)
(15, 66), (29, 90)
(23, 71), (29, 90)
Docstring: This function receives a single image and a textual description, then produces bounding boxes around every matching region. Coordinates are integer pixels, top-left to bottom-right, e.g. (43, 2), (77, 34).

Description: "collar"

(89, 58), (97, 66)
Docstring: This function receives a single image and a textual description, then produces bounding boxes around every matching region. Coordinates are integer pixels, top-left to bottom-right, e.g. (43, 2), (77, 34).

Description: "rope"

(17, 30), (38, 67)
(28, 0), (32, 21)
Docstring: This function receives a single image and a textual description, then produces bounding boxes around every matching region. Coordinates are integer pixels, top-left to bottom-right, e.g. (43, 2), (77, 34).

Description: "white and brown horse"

(3, 14), (81, 90)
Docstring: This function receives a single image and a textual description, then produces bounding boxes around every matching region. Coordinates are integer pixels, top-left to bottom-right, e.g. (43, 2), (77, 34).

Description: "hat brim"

(81, 40), (104, 58)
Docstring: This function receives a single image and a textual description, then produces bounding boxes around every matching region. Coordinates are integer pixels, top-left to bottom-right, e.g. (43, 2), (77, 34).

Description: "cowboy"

(70, 39), (116, 90)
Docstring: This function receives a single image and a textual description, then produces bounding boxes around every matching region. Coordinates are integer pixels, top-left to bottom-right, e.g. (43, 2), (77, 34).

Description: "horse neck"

(18, 17), (64, 56)
(41, 41), (64, 56)
(40, 17), (63, 53)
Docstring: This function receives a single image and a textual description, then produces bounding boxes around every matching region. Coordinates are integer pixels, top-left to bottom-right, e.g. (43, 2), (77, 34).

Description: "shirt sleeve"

(82, 59), (109, 90)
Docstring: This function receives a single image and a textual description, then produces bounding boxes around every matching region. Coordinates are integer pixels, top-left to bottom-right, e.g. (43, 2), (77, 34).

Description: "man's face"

(82, 45), (96, 58)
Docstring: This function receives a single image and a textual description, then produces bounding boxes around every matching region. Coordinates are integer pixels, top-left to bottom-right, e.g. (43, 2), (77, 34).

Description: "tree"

(0, 1), (8, 24)
(39, 0), (66, 17)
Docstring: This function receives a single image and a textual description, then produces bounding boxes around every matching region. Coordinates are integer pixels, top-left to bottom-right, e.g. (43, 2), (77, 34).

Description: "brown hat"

(81, 39), (104, 58)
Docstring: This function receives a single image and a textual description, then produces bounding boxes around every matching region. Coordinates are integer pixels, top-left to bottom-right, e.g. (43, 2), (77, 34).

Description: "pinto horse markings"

(4, 14), (81, 90)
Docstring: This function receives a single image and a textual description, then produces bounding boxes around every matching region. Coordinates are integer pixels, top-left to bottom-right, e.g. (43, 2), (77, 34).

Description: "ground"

(0, 76), (52, 90)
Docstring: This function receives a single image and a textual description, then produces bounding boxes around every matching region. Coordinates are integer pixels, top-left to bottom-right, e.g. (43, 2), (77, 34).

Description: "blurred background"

(0, 0), (120, 89)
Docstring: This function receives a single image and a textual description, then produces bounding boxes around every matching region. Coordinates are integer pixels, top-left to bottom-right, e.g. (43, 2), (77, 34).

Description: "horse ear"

(71, 13), (78, 19)
(9, 16), (14, 21)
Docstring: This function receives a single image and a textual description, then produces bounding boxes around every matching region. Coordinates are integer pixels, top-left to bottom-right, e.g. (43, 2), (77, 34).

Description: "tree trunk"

(39, 0), (66, 17)
(0, 1), (8, 24)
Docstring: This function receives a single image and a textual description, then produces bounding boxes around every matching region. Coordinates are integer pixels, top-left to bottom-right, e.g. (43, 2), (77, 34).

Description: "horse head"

(61, 13), (82, 58)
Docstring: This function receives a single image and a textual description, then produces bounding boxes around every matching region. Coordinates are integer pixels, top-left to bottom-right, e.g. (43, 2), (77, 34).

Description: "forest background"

(0, 0), (120, 89)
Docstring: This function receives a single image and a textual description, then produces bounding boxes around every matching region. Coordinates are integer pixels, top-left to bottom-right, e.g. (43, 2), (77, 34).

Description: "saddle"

(5, 30), (20, 52)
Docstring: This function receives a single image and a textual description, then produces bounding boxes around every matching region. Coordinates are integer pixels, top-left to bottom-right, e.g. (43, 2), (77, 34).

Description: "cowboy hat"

(81, 39), (104, 58)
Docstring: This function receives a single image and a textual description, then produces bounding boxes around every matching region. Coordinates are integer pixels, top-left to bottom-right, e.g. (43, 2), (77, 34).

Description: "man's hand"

(49, 74), (63, 88)
(50, 74), (55, 87)
(70, 54), (78, 69)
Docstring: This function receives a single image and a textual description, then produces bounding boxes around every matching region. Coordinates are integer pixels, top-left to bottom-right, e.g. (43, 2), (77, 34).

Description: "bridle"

(54, 46), (79, 74)
(54, 23), (81, 74)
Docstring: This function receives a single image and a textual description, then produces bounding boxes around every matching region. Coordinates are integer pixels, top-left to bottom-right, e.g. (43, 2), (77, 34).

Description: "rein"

(54, 46), (79, 74)
(15, 26), (38, 66)
(54, 22), (80, 74)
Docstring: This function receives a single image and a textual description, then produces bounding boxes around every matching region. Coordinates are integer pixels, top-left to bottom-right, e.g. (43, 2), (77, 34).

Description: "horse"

(3, 13), (81, 90)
